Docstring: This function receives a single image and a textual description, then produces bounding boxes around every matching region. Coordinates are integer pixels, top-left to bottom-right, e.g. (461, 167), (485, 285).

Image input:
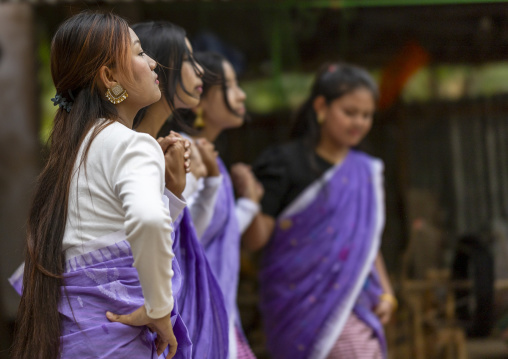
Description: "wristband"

(379, 293), (398, 311)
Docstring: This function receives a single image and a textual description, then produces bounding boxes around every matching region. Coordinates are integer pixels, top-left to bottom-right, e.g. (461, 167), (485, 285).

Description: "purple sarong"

(172, 208), (229, 359)
(259, 151), (386, 359)
(200, 159), (241, 324)
(10, 235), (192, 358)
(200, 158), (253, 357)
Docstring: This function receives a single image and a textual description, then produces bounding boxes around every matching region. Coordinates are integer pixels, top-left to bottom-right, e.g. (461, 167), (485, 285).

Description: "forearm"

(375, 252), (394, 295)
(242, 213), (275, 252)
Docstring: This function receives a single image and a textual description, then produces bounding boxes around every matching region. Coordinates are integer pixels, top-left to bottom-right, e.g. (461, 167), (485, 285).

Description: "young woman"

(179, 51), (262, 359)
(245, 63), (396, 359)
(11, 12), (189, 359)
(132, 22), (229, 359)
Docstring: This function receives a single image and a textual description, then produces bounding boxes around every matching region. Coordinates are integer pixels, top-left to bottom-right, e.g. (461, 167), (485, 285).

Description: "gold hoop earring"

(106, 84), (128, 104)
(317, 114), (325, 124)
(194, 107), (205, 129)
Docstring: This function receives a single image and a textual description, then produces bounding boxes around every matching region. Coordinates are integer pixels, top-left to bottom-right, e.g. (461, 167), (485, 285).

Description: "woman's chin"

(175, 96), (200, 110)
(225, 117), (244, 130)
(144, 91), (162, 107)
(153, 91), (162, 103)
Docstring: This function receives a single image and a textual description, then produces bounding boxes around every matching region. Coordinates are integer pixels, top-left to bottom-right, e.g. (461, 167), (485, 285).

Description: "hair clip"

(51, 90), (74, 113)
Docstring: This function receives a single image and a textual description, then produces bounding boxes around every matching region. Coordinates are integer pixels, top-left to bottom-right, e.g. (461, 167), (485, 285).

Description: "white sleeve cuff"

(187, 175), (223, 238)
(145, 295), (174, 319)
(203, 175), (222, 190)
(163, 188), (187, 222)
(182, 173), (199, 201)
(235, 198), (261, 234)
(237, 197), (260, 214)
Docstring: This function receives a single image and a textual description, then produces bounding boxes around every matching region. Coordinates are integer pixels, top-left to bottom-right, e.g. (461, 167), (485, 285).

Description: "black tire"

(452, 234), (494, 337)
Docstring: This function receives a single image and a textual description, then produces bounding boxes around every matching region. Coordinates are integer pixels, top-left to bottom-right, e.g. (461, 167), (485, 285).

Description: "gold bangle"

(379, 293), (398, 311)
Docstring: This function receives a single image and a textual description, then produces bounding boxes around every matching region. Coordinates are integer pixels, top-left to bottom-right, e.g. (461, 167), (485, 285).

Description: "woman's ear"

(98, 65), (119, 92)
(313, 95), (327, 120)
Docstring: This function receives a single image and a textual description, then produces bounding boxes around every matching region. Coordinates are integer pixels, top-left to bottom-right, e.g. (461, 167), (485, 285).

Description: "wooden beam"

(0, 3), (39, 323)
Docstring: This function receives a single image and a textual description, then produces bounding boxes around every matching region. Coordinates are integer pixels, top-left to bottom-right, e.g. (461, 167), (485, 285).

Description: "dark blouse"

(252, 140), (333, 218)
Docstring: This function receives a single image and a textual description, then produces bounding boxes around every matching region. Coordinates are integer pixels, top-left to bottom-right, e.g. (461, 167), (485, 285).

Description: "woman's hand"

(106, 306), (178, 358)
(168, 131), (191, 173)
(195, 138), (220, 177)
(374, 255), (396, 325)
(189, 141), (208, 180)
(157, 134), (189, 197)
(375, 297), (395, 325)
(231, 163), (264, 203)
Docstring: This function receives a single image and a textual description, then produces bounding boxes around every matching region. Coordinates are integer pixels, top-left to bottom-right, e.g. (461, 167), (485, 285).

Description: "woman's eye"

(139, 51), (145, 57)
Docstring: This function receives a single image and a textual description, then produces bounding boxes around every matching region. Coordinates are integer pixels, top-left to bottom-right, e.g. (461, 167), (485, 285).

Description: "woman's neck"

(199, 123), (222, 143)
(136, 99), (172, 138)
(115, 102), (138, 129)
(315, 136), (349, 165)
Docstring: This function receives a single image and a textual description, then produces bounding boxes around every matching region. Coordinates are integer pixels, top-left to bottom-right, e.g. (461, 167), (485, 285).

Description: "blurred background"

(2, 0), (508, 358)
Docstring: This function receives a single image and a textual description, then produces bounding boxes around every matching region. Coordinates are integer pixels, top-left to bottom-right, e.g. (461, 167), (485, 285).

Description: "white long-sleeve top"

(63, 121), (185, 319)
(177, 133), (259, 237)
(235, 197), (260, 234)
(185, 175), (260, 237)
(184, 175), (222, 237)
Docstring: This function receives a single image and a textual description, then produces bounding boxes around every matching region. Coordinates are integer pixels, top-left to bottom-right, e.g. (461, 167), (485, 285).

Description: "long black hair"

(291, 63), (379, 147)
(167, 51), (242, 135)
(132, 21), (203, 128)
(195, 51), (240, 116)
(12, 11), (133, 359)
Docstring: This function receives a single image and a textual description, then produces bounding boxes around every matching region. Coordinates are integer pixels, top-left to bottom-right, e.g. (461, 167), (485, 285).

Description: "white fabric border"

(64, 230), (127, 261)
(279, 161), (344, 219)
(8, 262), (25, 287)
(228, 313), (238, 359)
(308, 158), (385, 359)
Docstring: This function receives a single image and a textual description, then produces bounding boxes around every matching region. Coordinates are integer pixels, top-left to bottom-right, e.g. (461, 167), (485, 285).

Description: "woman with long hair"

(176, 51), (262, 359)
(245, 63), (396, 359)
(11, 12), (190, 359)
(131, 22), (229, 359)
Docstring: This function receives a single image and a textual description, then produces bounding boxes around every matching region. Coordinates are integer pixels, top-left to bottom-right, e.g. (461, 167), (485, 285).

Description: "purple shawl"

(200, 158), (241, 325)
(259, 151), (386, 359)
(10, 237), (192, 358)
(172, 208), (229, 359)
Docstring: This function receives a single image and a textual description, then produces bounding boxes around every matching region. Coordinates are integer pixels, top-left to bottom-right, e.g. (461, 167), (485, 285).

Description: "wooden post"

(0, 3), (39, 328)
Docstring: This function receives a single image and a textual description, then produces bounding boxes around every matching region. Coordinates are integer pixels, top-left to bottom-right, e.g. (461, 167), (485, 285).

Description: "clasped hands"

(157, 131), (192, 198)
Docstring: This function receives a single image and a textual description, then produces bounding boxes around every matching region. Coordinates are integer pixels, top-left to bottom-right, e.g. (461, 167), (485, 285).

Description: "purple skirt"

(10, 239), (192, 358)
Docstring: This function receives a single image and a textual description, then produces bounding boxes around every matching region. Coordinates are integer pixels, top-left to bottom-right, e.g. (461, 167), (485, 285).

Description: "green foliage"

(402, 63), (508, 103)
(242, 72), (314, 113)
(38, 33), (56, 144)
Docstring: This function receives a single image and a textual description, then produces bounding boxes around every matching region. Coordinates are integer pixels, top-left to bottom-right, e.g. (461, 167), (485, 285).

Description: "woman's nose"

(148, 55), (157, 71)
(237, 88), (246, 101)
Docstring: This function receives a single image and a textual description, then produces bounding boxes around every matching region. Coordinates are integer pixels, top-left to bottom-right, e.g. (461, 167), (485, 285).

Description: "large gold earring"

(106, 84), (128, 104)
(194, 107), (205, 129)
(317, 114), (325, 124)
